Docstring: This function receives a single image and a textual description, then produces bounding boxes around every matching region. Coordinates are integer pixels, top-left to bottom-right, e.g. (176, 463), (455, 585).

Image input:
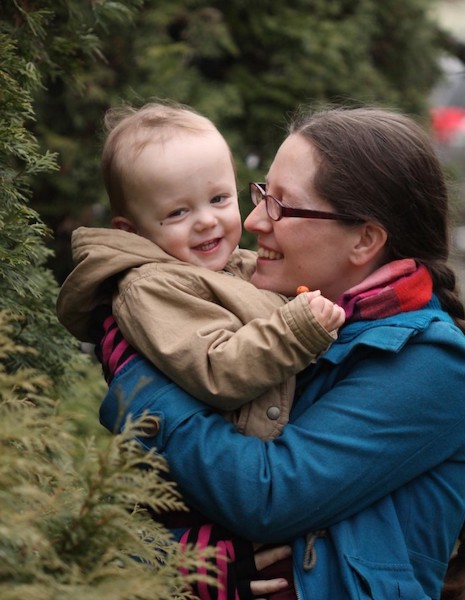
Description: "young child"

(57, 101), (344, 440)
(57, 102), (344, 598)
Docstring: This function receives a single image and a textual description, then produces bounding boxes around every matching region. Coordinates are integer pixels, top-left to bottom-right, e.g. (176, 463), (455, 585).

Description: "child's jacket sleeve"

(114, 258), (334, 410)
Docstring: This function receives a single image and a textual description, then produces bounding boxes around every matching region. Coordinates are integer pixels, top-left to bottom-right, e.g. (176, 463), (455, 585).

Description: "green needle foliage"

(0, 25), (79, 382)
(0, 312), (209, 599)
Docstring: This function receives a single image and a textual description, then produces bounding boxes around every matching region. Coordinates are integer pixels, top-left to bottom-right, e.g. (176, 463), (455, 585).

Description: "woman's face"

(244, 134), (367, 301)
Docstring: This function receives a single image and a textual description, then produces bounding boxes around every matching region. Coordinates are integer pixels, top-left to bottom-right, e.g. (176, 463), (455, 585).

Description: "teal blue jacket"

(100, 297), (465, 599)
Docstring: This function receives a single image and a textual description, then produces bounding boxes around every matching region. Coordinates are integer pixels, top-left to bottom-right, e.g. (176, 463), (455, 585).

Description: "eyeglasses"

(249, 182), (364, 223)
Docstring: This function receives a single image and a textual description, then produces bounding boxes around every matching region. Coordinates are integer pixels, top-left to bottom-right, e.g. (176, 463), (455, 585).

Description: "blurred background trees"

(1, 0), (464, 595)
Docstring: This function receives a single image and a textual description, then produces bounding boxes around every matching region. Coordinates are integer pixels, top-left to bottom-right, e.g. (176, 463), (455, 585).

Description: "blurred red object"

(429, 56), (465, 163)
(430, 106), (465, 144)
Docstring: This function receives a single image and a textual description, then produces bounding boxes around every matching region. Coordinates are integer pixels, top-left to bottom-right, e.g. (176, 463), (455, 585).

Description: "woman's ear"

(350, 222), (388, 267)
(111, 216), (137, 233)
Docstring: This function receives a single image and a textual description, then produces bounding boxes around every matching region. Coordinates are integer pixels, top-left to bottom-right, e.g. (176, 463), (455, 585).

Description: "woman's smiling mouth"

(257, 246), (284, 260)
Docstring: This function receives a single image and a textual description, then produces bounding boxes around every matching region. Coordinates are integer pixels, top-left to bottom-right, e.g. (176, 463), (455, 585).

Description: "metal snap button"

(266, 406), (281, 420)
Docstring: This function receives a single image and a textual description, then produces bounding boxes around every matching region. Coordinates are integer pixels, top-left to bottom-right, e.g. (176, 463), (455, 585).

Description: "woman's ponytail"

(427, 262), (465, 334)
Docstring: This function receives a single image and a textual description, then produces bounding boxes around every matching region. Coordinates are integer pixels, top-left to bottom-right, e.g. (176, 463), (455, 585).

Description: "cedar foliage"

(0, 2), (213, 596)
(0, 312), (207, 598)
(0, 26), (75, 381)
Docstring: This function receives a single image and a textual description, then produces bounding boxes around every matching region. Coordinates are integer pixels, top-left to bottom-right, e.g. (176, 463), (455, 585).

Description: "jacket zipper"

(294, 559), (304, 600)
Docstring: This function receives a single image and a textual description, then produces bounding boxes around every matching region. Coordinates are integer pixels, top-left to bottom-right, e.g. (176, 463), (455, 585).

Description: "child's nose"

(195, 208), (218, 230)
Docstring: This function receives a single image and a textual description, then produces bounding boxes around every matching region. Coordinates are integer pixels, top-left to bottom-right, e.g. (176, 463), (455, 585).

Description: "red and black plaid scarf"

(338, 259), (433, 322)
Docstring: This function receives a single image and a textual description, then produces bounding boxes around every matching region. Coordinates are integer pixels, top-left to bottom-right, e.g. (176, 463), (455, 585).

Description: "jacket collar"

(323, 295), (453, 365)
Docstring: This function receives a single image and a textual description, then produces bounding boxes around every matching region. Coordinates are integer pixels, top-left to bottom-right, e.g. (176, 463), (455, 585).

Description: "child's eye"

(210, 195), (228, 205)
(167, 208), (188, 218)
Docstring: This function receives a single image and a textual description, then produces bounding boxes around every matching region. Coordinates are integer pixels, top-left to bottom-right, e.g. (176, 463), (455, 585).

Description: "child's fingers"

(303, 289), (321, 302)
(308, 296), (345, 330)
(307, 294), (327, 314)
(333, 304), (346, 327)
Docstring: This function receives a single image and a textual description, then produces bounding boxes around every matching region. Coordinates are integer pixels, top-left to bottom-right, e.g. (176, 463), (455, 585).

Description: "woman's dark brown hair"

(289, 106), (465, 598)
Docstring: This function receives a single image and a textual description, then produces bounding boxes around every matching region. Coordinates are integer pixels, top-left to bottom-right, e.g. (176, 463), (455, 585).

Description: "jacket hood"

(56, 227), (179, 342)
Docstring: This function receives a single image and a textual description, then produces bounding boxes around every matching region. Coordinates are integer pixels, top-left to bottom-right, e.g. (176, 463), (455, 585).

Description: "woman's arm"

(101, 325), (465, 543)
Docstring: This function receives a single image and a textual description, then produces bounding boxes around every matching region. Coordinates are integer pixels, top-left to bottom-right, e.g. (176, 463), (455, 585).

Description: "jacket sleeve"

(100, 324), (465, 543)
(113, 266), (334, 410)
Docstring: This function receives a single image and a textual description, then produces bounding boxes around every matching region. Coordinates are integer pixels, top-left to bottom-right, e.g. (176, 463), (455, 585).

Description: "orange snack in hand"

(296, 285), (310, 295)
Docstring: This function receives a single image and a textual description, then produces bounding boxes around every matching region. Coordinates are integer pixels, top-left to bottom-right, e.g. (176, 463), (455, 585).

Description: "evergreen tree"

(0, 22), (77, 380)
(126, 0), (441, 160)
(0, 314), (207, 598)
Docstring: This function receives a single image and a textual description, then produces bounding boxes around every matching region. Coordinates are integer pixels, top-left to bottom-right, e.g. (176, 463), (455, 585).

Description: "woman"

(98, 107), (465, 599)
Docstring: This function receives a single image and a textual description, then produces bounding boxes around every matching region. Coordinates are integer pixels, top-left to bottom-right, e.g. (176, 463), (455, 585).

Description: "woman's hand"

(249, 544), (293, 598)
(178, 524), (292, 599)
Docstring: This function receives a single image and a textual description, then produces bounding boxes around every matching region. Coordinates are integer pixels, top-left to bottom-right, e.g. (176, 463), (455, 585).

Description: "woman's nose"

(244, 201), (272, 233)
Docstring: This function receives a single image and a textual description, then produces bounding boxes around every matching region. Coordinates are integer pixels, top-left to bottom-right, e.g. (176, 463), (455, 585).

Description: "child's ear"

(111, 216), (137, 233)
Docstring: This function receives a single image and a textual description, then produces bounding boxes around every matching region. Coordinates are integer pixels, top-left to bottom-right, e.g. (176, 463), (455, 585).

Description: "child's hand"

(306, 290), (345, 333)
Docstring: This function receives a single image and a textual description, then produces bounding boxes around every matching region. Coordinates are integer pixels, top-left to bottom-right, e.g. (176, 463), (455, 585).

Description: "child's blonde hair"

(101, 102), (222, 217)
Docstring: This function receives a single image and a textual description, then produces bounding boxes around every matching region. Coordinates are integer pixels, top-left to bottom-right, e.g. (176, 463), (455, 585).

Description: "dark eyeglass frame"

(249, 182), (365, 223)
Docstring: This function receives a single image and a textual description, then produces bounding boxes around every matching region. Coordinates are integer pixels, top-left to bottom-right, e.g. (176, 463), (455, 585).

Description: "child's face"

(116, 129), (242, 271)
